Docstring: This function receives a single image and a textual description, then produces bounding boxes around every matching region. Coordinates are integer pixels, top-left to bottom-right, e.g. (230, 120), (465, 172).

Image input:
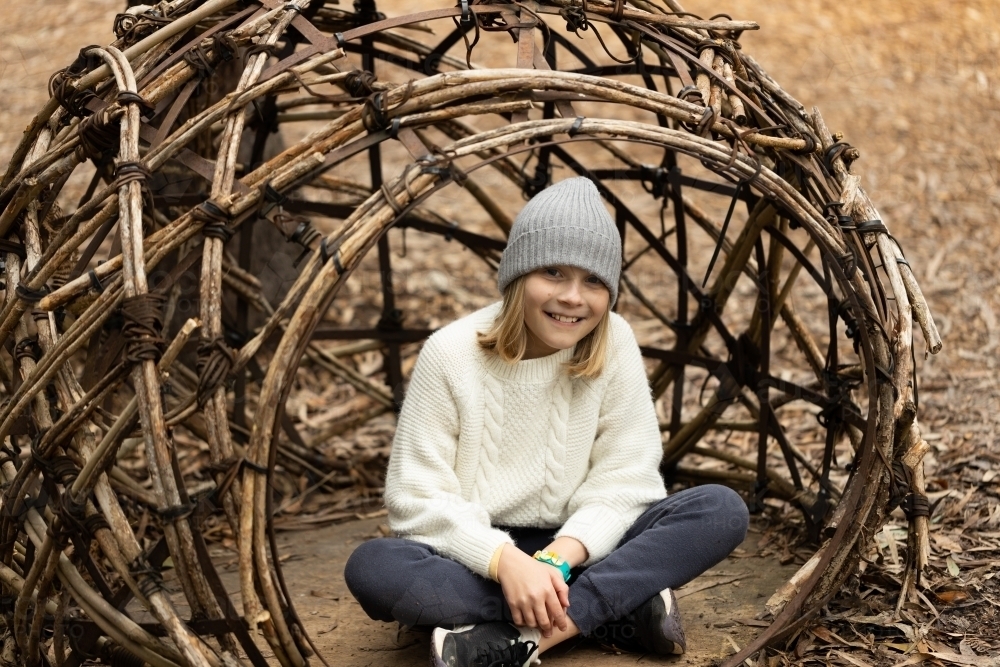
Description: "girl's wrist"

(544, 536), (588, 568)
(495, 543), (539, 584)
(488, 543), (506, 582)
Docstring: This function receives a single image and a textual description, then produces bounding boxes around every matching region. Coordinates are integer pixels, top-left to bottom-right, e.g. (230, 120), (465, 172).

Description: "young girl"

(345, 177), (749, 667)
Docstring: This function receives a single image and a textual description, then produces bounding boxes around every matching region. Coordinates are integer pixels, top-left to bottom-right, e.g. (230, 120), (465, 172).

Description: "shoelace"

(472, 639), (539, 667)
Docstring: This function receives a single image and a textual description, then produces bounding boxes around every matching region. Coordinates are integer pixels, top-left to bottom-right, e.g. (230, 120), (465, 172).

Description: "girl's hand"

(496, 545), (570, 637)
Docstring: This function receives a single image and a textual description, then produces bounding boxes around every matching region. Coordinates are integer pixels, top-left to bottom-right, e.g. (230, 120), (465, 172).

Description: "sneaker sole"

(429, 625), (472, 667)
(649, 589), (685, 655)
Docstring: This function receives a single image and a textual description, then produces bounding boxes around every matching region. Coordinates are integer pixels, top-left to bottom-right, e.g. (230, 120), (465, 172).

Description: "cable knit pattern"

(472, 372), (504, 505)
(540, 375), (572, 522)
(385, 302), (667, 578)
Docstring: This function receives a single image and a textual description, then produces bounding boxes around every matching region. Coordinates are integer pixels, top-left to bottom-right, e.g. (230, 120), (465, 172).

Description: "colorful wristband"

(532, 550), (571, 582)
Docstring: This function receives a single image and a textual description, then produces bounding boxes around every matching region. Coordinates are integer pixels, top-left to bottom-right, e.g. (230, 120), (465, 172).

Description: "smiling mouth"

(547, 312), (582, 324)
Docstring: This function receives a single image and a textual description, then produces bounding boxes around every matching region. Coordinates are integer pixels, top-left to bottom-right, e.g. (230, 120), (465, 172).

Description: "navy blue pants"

(344, 485), (748, 635)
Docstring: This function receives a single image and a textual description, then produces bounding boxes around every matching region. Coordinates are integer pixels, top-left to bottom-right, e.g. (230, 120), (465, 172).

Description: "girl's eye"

(585, 275), (601, 284)
(544, 267), (560, 277)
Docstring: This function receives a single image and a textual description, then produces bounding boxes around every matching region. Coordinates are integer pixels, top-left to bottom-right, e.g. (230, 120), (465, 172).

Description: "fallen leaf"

(883, 524), (901, 567)
(834, 650), (876, 667)
(935, 590), (970, 604)
(892, 623), (916, 642)
(843, 612), (894, 626)
(318, 621), (339, 635)
(794, 632), (814, 658)
(932, 533), (965, 553)
(947, 554), (961, 577)
(811, 626), (836, 643)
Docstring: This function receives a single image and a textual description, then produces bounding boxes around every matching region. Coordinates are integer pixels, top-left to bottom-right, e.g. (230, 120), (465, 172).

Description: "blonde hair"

(477, 275), (611, 378)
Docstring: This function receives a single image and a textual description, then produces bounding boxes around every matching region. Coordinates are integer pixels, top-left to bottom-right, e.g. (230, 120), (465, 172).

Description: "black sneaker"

(430, 622), (540, 667)
(592, 588), (686, 655)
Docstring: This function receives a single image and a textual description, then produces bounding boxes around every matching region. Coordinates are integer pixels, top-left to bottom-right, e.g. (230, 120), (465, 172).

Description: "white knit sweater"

(384, 303), (666, 579)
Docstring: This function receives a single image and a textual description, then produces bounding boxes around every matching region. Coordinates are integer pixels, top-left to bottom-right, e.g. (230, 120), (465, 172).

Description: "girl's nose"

(558, 279), (585, 304)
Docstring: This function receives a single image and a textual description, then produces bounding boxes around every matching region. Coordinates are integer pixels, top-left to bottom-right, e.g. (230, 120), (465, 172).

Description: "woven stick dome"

(0, 1), (941, 665)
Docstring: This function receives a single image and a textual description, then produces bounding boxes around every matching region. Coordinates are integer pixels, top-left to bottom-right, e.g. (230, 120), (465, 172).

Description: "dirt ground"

(2, 0), (999, 666)
(262, 518), (796, 667)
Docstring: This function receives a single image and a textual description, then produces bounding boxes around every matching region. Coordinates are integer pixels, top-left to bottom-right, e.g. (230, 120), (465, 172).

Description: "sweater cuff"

(447, 525), (515, 579)
(555, 505), (629, 566)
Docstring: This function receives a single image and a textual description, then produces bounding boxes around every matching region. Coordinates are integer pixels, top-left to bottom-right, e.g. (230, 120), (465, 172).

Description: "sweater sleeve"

(384, 335), (514, 579)
(554, 321), (666, 565)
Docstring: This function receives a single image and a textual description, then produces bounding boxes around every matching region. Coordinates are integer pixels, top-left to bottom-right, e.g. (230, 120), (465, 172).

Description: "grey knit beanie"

(498, 177), (621, 305)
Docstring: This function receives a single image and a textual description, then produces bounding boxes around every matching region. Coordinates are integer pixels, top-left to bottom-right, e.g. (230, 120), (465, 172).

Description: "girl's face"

(521, 265), (610, 359)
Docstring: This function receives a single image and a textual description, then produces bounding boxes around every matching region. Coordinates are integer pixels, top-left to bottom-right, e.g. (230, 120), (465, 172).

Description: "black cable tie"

(856, 219), (888, 235)
(195, 199), (234, 242)
(241, 458), (268, 474)
(88, 270), (103, 293)
(901, 493), (930, 519)
(199, 199), (230, 221)
(202, 223), (234, 242)
(156, 502), (197, 521)
(286, 221), (309, 245)
(259, 182), (287, 217)
(15, 284), (50, 304)
(317, 236), (345, 272)
(243, 42), (277, 68)
(0, 239), (27, 259)
(459, 0), (473, 25)
(896, 257), (910, 267)
(824, 140), (858, 171)
(824, 141), (845, 166)
(264, 183), (286, 205)
(696, 38), (718, 53)
(419, 165), (451, 178)
(638, 165), (667, 199)
(61, 491), (87, 519)
(137, 571), (165, 597)
(334, 32), (346, 47)
(116, 91), (154, 117)
(568, 116), (585, 137)
(677, 85), (703, 104)
(114, 161), (151, 187)
(14, 337), (42, 362)
(791, 133), (817, 155)
(444, 221), (458, 242)
(389, 117), (401, 139)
